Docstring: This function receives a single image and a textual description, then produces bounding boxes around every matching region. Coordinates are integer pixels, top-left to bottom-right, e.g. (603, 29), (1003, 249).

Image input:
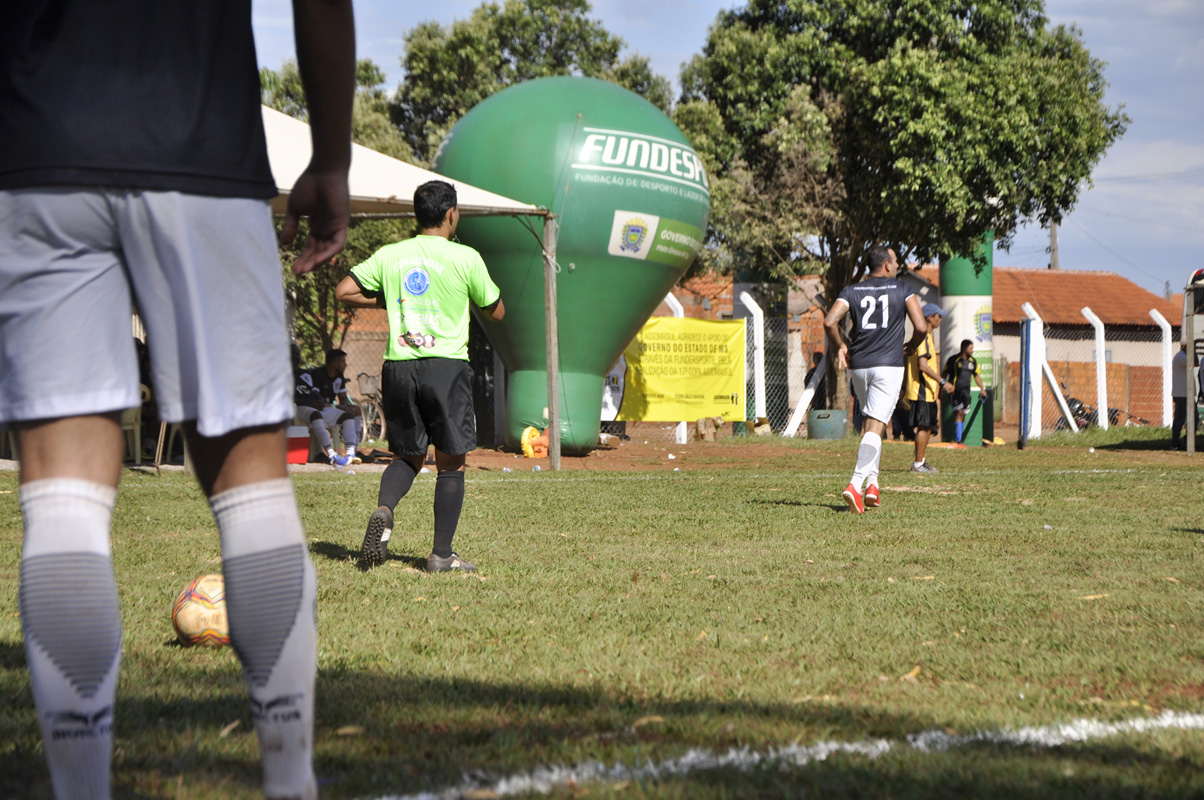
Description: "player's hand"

(836, 346), (848, 369)
(281, 167), (351, 275)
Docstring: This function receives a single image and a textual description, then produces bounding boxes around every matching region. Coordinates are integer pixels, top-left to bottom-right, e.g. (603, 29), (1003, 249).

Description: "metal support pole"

(543, 215), (561, 470)
(1187, 297), (1196, 457)
(663, 292), (688, 445)
(1149, 309), (1173, 427)
(1081, 307), (1108, 431)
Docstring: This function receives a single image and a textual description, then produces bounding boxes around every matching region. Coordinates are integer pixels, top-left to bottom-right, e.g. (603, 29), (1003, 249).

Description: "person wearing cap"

(903, 303), (948, 473)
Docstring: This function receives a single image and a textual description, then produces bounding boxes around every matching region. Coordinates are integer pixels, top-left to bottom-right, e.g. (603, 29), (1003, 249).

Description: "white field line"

(376, 711), (1204, 800)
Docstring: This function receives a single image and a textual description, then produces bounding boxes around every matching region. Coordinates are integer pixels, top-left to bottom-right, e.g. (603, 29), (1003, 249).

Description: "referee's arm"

(336, 274), (385, 308)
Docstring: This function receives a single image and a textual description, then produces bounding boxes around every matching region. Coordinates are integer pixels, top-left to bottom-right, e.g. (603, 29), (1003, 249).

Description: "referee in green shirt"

(337, 181), (505, 572)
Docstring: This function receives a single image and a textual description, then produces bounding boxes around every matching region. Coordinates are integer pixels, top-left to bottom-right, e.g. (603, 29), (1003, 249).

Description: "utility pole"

(1049, 220), (1060, 269)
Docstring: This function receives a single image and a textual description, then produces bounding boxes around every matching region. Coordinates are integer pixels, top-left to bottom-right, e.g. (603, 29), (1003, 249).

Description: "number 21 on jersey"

(860, 294), (889, 329)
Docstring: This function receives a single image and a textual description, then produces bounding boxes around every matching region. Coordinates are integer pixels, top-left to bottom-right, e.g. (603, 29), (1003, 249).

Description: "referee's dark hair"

(414, 180), (458, 229)
(866, 245), (892, 273)
(960, 339), (973, 352)
(325, 348), (347, 365)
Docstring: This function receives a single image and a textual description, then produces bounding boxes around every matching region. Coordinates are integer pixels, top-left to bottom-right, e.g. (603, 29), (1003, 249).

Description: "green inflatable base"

(506, 370), (604, 455)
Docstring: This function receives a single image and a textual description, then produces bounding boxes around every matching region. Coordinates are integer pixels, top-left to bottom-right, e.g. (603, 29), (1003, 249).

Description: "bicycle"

(356, 372), (387, 444)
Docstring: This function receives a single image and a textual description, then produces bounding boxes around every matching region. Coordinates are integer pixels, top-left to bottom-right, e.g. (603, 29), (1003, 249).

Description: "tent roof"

(262, 106), (543, 218)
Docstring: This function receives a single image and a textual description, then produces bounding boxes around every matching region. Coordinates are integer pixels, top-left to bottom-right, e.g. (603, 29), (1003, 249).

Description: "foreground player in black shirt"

(0, 3), (355, 798)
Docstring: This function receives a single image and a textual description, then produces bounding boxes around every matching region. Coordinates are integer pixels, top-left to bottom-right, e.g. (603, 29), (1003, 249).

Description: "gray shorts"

(0, 189), (292, 436)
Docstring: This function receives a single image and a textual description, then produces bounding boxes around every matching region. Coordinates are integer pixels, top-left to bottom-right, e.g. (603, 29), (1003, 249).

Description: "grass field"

(1, 428), (1203, 799)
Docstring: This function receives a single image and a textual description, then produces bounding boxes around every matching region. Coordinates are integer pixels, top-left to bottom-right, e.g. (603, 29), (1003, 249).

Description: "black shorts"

(950, 388), (972, 411)
(909, 400), (938, 431)
(381, 358), (476, 456)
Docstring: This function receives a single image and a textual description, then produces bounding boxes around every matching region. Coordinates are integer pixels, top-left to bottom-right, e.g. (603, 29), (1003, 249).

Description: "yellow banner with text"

(617, 317), (746, 421)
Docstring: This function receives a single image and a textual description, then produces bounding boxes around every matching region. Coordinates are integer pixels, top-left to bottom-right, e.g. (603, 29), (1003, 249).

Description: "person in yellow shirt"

(904, 303), (949, 473)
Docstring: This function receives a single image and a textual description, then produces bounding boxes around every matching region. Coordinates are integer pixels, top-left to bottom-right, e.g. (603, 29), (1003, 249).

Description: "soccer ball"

(171, 574), (229, 648)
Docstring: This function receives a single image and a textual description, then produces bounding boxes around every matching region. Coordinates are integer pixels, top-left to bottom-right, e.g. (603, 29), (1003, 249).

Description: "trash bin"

(807, 409), (848, 440)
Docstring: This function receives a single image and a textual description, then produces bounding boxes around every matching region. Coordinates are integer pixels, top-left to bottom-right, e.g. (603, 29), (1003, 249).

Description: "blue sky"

(253, 0), (1204, 299)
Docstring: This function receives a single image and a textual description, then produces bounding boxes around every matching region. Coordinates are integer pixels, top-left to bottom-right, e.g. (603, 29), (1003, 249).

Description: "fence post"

(739, 291), (767, 424)
(1149, 309), (1173, 426)
(1081, 307), (1108, 431)
(662, 292), (689, 445)
(1021, 303), (1044, 438)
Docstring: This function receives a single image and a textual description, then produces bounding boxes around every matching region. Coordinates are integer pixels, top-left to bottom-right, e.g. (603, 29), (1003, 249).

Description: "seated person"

(292, 346), (362, 465)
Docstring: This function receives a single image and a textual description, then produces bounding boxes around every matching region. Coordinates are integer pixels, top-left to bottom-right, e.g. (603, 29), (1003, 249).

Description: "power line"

(1066, 218), (1164, 285)
(1093, 164), (1204, 184)
(1078, 206), (1204, 235)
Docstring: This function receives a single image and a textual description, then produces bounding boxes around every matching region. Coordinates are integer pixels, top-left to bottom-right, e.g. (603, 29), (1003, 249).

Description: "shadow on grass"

(310, 539), (426, 571)
(1097, 439), (1180, 452)
(2, 652), (1200, 799)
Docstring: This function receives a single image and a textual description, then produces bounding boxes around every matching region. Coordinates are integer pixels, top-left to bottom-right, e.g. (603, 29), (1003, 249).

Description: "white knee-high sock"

(19, 479), (121, 800)
(210, 479), (317, 800)
(850, 431), (882, 491)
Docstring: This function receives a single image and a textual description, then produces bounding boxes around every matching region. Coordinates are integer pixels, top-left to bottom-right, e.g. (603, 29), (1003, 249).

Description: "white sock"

(914, 461), (924, 469)
(210, 479), (317, 800)
(851, 432), (882, 491)
(19, 479), (121, 800)
(341, 418), (360, 455)
(308, 417), (333, 452)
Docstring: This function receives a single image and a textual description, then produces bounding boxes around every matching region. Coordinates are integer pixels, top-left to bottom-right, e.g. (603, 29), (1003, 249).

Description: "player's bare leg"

(185, 423), (319, 800)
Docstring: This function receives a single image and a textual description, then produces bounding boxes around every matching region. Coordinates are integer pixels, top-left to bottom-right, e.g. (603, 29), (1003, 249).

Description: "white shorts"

(0, 189), (292, 436)
(850, 366), (905, 425)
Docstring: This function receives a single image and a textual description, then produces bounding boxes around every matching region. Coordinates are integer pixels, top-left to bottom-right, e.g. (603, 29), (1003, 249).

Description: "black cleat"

(360, 506), (393, 567)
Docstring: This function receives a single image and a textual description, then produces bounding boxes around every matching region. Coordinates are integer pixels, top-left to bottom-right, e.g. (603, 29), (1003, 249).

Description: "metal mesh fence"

(1037, 324), (1169, 432)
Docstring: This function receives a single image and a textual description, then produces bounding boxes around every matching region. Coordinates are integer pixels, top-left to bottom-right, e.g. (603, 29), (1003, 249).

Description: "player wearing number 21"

(823, 246), (927, 514)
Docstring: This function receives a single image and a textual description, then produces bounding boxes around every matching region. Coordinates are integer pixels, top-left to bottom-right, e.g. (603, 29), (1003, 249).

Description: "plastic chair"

(120, 384), (150, 465)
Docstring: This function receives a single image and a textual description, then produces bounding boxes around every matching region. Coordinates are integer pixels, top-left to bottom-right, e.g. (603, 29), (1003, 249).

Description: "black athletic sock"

(378, 459), (419, 510)
(431, 471), (465, 558)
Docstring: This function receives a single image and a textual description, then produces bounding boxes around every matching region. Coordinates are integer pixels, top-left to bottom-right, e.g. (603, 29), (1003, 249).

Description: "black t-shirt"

(298, 367), (346, 405)
(0, 1), (275, 198)
(944, 354), (980, 392)
(836, 276), (915, 369)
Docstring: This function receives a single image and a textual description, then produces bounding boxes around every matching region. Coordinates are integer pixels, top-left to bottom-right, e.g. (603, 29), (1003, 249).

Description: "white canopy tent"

(261, 105), (542, 218)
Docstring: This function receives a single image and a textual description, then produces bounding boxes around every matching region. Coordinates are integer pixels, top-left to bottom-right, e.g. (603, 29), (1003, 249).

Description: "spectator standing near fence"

(943, 339), (988, 444)
(904, 303), (948, 473)
(1171, 343), (1191, 450)
(824, 246), (927, 514)
(0, 2), (355, 798)
(336, 181), (505, 572)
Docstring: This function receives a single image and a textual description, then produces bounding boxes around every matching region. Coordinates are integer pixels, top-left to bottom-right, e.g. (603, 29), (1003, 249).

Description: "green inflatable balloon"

(434, 76), (711, 453)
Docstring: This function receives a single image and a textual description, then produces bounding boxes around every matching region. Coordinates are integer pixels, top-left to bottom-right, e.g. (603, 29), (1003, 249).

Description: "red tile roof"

(910, 265), (1180, 327)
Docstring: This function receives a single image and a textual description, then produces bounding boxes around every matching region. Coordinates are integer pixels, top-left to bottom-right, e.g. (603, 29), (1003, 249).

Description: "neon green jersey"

(350, 235), (501, 362)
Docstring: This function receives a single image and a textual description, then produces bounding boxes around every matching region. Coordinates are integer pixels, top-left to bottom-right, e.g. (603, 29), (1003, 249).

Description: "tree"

(680, 0), (1128, 294)
(261, 60), (412, 360)
(392, 0), (672, 163)
(679, 0), (1128, 406)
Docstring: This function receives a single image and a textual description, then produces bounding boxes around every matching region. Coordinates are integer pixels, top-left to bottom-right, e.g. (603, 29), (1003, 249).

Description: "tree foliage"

(261, 60), (412, 359)
(678, 0), (1129, 302)
(392, 0), (672, 163)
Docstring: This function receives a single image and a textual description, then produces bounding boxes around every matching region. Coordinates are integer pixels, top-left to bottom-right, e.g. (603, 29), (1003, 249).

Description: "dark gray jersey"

(836, 277), (915, 369)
